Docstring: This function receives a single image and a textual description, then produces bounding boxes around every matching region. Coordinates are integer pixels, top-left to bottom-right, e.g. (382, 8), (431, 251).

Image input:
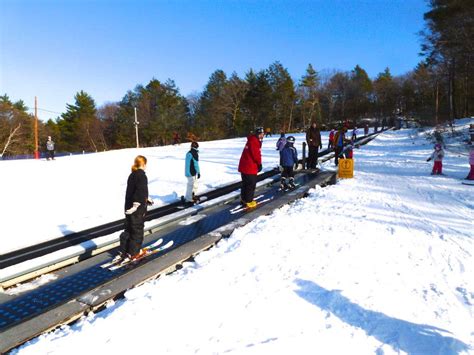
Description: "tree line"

(1, 0), (472, 156)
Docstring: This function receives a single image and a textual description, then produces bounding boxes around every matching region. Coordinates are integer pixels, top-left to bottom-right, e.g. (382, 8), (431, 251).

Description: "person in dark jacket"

(184, 141), (201, 202)
(120, 155), (153, 261)
(333, 126), (348, 166)
(280, 136), (298, 190)
(46, 136), (55, 160)
(306, 122), (322, 169)
(238, 127), (264, 208)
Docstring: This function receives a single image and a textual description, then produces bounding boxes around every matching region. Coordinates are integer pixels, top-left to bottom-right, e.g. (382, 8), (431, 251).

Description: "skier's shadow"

(294, 279), (469, 354)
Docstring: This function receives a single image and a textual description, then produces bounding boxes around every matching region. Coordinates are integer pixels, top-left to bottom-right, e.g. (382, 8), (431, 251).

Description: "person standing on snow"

(427, 143), (445, 175)
(306, 122), (322, 169)
(276, 132), (287, 151)
(238, 127), (264, 208)
(328, 128), (335, 149)
(351, 127), (358, 142)
(466, 146), (474, 180)
(279, 136), (298, 190)
(333, 126), (348, 166)
(119, 155), (153, 261)
(184, 141), (201, 203)
(46, 136), (55, 160)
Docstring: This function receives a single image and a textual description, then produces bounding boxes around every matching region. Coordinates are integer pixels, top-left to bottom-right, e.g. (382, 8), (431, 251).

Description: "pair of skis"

(101, 238), (174, 271)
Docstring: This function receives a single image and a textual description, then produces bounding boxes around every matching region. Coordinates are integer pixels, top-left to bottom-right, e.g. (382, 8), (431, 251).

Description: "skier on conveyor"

(238, 127), (264, 208)
(184, 141), (201, 203)
(279, 136), (298, 190)
(117, 155), (153, 262)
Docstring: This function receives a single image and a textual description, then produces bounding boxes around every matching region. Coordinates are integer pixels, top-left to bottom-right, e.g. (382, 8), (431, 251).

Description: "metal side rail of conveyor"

(0, 168), (281, 270)
(0, 169), (337, 353)
(0, 174), (281, 289)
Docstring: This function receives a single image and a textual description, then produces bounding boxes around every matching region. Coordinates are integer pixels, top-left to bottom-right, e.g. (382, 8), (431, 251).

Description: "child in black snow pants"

(119, 155), (153, 261)
(280, 136), (298, 190)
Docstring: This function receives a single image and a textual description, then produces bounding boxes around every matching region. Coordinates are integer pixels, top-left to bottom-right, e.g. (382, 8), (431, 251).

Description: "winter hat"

(191, 141), (199, 149)
(434, 143), (441, 150)
(255, 127), (264, 134)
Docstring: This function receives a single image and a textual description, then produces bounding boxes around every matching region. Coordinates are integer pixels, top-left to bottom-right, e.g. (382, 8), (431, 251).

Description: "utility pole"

(34, 96), (39, 159)
(134, 107), (140, 148)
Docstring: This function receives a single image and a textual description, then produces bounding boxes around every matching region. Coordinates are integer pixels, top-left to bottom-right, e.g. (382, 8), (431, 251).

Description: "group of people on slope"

(117, 123), (474, 262)
(118, 142), (201, 262)
(426, 143), (474, 179)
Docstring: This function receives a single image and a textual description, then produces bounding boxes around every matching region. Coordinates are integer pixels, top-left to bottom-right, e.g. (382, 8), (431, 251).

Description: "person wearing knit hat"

(184, 141), (201, 202)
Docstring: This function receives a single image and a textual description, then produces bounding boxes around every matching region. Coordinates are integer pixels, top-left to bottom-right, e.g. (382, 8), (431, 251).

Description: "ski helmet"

(434, 143), (442, 150)
(286, 136), (295, 144)
(255, 127), (264, 135)
(191, 141), (199, 149)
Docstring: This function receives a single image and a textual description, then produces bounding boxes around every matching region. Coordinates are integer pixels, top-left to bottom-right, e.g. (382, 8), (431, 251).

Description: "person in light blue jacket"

(184, 141), (200, 202)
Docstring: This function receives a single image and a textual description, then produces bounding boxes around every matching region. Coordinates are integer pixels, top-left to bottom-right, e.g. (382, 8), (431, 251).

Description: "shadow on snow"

(294, 279), (470, 355)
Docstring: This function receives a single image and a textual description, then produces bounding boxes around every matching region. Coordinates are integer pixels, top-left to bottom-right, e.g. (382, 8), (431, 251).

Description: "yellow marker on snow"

(338, 158), (354, 178)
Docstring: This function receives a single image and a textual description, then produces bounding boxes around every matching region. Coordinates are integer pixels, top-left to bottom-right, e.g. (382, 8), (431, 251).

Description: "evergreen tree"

(242, 69), (273, 134)
(297, 63), (321, 129)
(267, 62), (296, 132)
(58, 91), (101, 152)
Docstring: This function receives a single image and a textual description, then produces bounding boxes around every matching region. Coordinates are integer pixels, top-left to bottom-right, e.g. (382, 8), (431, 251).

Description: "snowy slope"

(10, 121), (473, 354)
(0, 131), (329, 254)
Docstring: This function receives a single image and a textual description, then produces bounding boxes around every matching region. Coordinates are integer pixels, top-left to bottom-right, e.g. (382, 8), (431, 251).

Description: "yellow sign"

(338, 158), (354, 178)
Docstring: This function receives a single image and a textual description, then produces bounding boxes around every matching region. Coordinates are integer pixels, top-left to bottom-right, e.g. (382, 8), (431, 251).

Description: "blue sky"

(0, 0), (428, 120)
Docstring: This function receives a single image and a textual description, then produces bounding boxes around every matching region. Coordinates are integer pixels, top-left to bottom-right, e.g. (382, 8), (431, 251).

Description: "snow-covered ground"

(1, 131), (329, 254)
(5, 120), (474, 354)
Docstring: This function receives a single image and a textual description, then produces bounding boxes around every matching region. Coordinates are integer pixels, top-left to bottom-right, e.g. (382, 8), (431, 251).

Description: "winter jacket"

(430, 149), (445, 162)
(46, 140), (55, 151)
(280, 143), (298, 167)
(185, 148), (200, 177)
(238, 134), (262, 175)
(125, 169), (148, 210)
(306, 127), (322, 147)
(334, 130), (346, 148)
(276, 137), (287, 151)
(470, 150), (474, 165)
(329, 130), (335, 142)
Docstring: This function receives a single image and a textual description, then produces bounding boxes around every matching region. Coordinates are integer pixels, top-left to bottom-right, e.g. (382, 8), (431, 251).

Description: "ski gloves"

(125, 202), (140, 215)
(258, 164), (262, 172)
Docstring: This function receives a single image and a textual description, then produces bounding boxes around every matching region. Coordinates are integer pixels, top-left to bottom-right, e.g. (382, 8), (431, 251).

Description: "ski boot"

(288, 178), (296, 189)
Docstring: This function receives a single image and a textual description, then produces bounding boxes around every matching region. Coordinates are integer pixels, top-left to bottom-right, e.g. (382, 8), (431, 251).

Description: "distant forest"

(1, 0), (473, 156)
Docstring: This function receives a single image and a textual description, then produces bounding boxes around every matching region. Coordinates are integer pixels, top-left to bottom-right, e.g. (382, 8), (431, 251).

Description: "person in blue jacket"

(184, 141), (200, 202)
(280, 136), (298, 190)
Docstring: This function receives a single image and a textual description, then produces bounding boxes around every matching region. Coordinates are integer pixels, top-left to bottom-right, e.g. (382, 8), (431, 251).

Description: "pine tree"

(59, 91), (101, 152)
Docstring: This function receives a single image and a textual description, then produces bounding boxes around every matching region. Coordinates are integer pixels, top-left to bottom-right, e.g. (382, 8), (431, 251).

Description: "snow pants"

(185, 175), (198, 202)
(47, 150), (55, 160)
(432, 161), (443, 174)
(241, 173), (257, 204)
(122, 205), (146, 256)
(307, 146), (319, 169)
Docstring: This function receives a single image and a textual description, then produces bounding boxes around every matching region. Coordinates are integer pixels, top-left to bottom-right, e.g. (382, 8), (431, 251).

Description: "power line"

(27, 107), (63, 115)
